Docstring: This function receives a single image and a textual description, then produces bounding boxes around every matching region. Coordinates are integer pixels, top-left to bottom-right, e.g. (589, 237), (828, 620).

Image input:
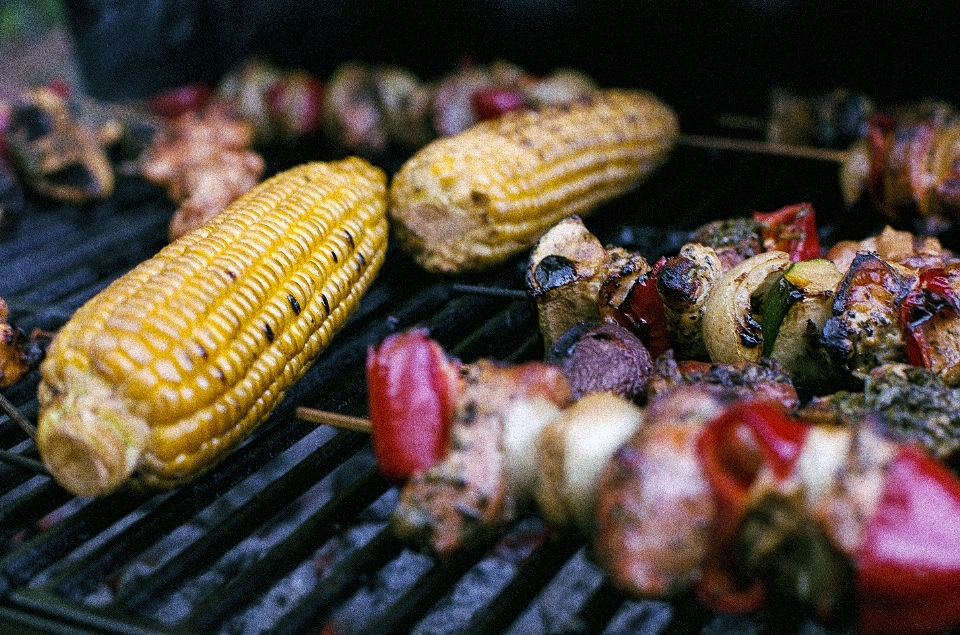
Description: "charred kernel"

(470, 190), (489, 206)
(321, 293), (330, 314)
(263, 323), (274, 342)
(331, 251), (338, 263)
(287, 295), (301, 315)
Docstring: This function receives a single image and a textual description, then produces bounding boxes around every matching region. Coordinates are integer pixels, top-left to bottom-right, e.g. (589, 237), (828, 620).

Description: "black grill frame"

(0, 142), (879, 635)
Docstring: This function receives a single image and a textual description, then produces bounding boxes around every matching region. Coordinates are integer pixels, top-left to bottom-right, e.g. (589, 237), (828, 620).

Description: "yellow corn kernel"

(389, 89), (678, 274)
(37, 158), (389, 496)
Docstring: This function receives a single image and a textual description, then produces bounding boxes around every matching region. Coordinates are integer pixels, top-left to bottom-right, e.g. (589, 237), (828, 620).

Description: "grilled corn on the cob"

(37, 158), (389, 497)
(389, 89), (678, 273)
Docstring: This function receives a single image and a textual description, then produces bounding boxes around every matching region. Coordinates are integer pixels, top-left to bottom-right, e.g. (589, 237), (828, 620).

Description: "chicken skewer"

(297, 327), (960, 635)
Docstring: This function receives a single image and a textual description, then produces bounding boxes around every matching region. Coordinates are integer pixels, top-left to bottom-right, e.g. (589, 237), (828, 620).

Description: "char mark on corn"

(388, 89), (679, 274)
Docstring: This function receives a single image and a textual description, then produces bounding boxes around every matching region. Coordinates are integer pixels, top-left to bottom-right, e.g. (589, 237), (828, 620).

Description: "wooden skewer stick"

(715, 113), (768, 132)
(0, 391), (37, 441)
(676, 134), (849, 164)
(295, 406), (372, 434)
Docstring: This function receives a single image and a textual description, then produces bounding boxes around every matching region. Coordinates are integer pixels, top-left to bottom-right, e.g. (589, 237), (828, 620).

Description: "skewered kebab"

(215, 57), (326, 146)
(527, 206), (828, 386)
(300, 328), (960, 635)
(528, 207), (960, 401)
(719, 88), (960, 235)
(518, 212), (960, 460)
(322, 58), (598, 155)
(717, 87), (877, 150)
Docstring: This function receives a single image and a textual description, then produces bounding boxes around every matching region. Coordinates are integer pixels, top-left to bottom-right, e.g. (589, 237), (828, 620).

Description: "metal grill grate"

(0, 144), (877, 635)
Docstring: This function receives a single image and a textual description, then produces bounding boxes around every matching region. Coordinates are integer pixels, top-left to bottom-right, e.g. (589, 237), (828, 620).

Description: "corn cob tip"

(37, 375), (150, 497)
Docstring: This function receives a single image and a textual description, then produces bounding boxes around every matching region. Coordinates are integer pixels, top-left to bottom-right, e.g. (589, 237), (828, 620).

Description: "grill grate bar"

(1, 490), (148, 587)
(0, 481), (72, 547)
(0, 448), (45, 475)
(112, 429), (371, 613)
(268, 526), (407, 635)
(48, 429), (370, 604)
(356, 537), (505, 635)
(186, 465), (391, 632)
(556, 579), (627, 635)
(7, 587), (184, 635)
(460, 533), (584, 635)
(0, 211), (166, 299)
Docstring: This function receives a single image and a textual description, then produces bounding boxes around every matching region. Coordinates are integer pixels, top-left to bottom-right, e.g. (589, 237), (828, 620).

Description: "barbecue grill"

(0, 133), (876, 634)
(2, 2), (954, 633)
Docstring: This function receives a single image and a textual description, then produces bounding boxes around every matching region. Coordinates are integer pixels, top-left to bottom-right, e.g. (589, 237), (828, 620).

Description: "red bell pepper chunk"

(267, 72), (325, 137)
(856, 445), (960, 635)
(470, 87), (527, 121)
(365, 329), (463, 482)
(753, 202), (821, 262)
(45, 78), (72, 99)
(148, 83), (213, 119)
(607, 256), (672, 359)
(899, 267), (960, 368)
(694, 399), (811, 613)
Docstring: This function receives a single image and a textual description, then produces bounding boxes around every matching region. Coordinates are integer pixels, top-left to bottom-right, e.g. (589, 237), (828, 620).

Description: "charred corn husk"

(389, 89), (678, 273)
(37, 158), (389, 497)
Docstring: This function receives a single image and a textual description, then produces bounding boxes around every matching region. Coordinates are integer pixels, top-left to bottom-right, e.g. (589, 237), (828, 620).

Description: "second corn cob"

(388, 89), (678, 274)
(36, 157), (389, 497)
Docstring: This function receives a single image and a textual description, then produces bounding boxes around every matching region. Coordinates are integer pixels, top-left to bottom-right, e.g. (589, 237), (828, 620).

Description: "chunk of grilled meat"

(547, 321), (653, 403)
(7, 86), (118, 204)
(594, 384), (739, 598)
(819, 251), (917, 375)
(765, 87), (875, 149)
(802, 363), (960, 469)
(391, 359), (572, 557)
(845, 102), (960, 233)
(646, 350), (799, 411)
(826, 225), (958, 274)
(323, 62), (434, 155)
(687, 217), (764, 271)
(140, 101), (265, 240)
(528, 216), (621, 351)
(0, 297), (49, 388)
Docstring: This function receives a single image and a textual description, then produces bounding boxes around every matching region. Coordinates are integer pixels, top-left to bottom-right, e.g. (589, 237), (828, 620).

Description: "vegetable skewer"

(297, 329), (960, 635)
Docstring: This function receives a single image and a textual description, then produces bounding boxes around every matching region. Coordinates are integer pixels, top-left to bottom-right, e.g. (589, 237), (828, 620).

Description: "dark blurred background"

(5, 0), (960, 133)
